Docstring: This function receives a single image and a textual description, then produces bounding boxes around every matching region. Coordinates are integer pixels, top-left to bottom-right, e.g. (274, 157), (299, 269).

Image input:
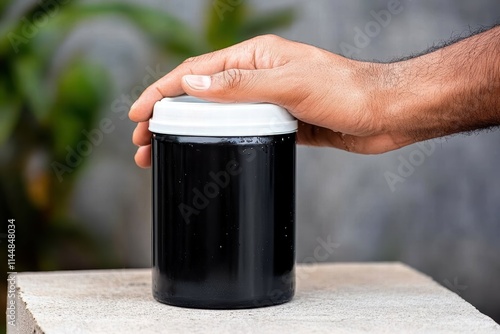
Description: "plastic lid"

(149, 96), (298, 137)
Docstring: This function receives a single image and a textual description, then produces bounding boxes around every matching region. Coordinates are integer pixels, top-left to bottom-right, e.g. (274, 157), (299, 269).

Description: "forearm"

(130, 30), (500, 165)
(379, 26), (500, 144)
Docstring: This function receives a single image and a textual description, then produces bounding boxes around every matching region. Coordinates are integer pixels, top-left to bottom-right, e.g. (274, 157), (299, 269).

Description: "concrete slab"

(8, 263), (500, 333)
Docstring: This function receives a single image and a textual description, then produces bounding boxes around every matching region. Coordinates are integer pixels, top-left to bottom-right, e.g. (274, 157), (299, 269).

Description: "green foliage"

(0, 83), (20, 145)
(0, 2), (295, 332)
(61, 3), (204, 58)
(0, 0), (295, 271)
(49, 61), (108, 157)
(206, 2), (296, 50)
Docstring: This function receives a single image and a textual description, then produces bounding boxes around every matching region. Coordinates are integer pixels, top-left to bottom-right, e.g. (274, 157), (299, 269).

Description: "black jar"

(149, 96), (297, 309)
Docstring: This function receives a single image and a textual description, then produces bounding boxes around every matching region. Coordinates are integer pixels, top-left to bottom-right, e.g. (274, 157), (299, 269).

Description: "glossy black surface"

(152, 134), (296, 309)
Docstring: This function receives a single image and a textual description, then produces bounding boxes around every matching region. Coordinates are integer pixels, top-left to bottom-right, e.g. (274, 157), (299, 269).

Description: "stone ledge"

(8, 263), (500, 333)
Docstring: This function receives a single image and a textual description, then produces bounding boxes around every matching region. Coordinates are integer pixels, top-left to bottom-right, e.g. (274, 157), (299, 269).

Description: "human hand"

(129, 34), (413, 168)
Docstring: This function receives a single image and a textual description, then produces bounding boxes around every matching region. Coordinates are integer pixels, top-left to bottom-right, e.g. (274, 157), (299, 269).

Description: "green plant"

(0, 0), (294, 332)
(0, 0), (295, 267)
(0, 1), (294, 329)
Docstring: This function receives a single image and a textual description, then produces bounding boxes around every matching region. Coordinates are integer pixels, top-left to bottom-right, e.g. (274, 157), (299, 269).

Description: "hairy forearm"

(379, 26), (500, 145)
(130, 29), (499, 164)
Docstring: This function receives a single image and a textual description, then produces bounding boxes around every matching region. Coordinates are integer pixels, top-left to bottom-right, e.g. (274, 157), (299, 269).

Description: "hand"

(130, 28), (500, 168)
(129, 35), (409, 168)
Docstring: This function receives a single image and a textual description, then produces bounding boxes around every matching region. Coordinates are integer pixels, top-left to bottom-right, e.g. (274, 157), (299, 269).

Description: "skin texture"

(130, 27), (500, 168)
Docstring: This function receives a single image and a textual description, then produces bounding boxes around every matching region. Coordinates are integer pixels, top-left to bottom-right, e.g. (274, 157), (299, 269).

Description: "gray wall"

(63, 0), (499, 321)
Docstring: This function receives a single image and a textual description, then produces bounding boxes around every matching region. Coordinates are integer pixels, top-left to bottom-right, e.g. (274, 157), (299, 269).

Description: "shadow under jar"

(150, 96), (297, 309)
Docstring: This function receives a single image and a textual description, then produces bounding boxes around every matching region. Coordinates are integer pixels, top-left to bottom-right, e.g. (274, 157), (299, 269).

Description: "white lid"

(149, 96), (298, 136)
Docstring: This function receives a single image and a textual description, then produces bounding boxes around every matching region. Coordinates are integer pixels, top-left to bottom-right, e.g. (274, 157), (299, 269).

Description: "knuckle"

(247, 34), (281, 47)
(182, 50), (220, 66)
(259, 34), (281, 43)
(182, 56), (197, 64)
(221, 69), (244, 90)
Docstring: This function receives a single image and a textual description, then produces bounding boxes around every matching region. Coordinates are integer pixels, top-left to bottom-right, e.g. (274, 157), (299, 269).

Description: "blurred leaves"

(60, 3), (204, 58)
(0, 0), (295, 273)
(241, 8), (296, 39)
(12, 54), (50, 122)
(0, 2), (295, 331)
(49, 61), (109, 157)
(0, 89), (20, 146)
(206, 1), (296, 50)
(0, 0), (296, 143)
(206, 1), (249, 50)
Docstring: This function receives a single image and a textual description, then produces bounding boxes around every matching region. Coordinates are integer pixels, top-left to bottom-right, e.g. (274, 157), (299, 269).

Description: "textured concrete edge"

(398, 262), (500, 329)
(8, 286), (44, 334)
(12, 263), (500, 332)
(302, 262), (500, 328)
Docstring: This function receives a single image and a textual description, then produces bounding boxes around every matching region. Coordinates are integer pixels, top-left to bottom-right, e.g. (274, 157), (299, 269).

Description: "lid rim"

(149, 96), (298, 137)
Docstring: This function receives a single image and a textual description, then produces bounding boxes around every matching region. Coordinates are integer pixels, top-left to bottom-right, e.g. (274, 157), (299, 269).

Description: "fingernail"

(184, 75), (211, 90)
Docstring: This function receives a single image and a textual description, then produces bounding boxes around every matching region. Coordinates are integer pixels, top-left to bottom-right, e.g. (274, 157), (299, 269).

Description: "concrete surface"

(8, 263), (500, 334)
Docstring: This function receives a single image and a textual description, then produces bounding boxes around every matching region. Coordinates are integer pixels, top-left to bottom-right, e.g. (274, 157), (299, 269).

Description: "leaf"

(0, 96), (21, 146)
(49, 61), (109, 158)
(205, 0), (249, 50)
(0, 2), (37, 53)
(0, 1), (11, 17)
(12, 54), (51, 122)
(239, 8), (296, 39)
(60, 3), (203, 58)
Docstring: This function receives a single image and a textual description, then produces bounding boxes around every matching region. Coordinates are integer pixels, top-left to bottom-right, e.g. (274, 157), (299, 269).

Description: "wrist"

(356, 61), (416, 148)
(374, 57), (447, 146)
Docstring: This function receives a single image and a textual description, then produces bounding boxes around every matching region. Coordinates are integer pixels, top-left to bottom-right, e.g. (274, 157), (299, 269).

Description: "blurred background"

(1, 0), (499, 331)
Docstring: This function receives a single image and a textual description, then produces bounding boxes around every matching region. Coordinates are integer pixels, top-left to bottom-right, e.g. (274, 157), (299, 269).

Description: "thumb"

(181, 69), (277, 103)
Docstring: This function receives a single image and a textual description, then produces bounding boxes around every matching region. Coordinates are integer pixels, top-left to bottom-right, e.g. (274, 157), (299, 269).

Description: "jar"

(149, 96), (297, 309)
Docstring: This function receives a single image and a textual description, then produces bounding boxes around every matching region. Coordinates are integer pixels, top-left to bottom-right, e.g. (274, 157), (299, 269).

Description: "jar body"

(152, 134), (296, 309)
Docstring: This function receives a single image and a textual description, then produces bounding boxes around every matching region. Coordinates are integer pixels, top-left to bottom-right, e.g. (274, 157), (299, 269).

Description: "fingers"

(132, 121), (151, 146)
(129, 38), (269, 123)
(134, 145), (151, 168)
(128, 35), (297, 168)
(180, 68), (280, 104)
(128, 86), (165, 123)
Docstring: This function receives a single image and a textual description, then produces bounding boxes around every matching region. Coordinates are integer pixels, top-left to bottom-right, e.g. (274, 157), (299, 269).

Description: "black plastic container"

(149, 96), (297, 309)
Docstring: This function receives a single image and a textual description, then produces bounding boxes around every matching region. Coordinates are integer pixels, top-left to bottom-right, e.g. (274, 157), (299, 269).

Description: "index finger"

(128, 40), (260, 122)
